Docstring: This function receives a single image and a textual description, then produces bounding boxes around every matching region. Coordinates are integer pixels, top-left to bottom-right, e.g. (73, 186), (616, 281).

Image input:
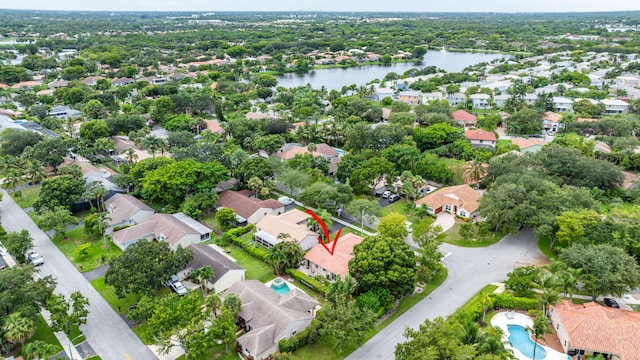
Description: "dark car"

(603, 298), (619, 308)
(388, 194), (401, 203)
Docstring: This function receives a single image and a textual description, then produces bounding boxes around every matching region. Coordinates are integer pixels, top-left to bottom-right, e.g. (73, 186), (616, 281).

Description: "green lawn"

(90, 277), (140, 315)
(52, 227), (122, 272)
(25, 314), (64, 355)
(292, 267), (448, 360)
(456, 284), (499, 316)
(11, 186), (41, 208)
(221, 244), (275, 282)
(444, 222), (506, 247)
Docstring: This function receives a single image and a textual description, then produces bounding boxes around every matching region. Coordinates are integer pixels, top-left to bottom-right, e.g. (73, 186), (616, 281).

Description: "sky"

(1, 0), (639, 13)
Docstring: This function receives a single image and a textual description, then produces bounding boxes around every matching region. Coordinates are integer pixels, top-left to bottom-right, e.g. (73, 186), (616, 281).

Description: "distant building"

(464, 129), (497, 149)
(415, 184), (481, 219)
(397, 91), (422, 105)
(600, 99), (629, 114)
(111, 213), (212, 250)
(452, 110), (477, 128)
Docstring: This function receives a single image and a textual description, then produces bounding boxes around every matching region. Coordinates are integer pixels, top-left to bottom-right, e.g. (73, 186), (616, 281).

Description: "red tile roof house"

(275, 143), (339, 160)
(111, 212), (212, 250)
(464, 129), (497, 149)
(550, 300), (640, 360)
(303, 233), (363, 281)
(254, 209), (319, 251)
(225, 280), (319, 360)
(452, 110), (477, 128)
(415, 184), (481, 219)
(217, 190), (285, 225)
(103, 193), (154, 234)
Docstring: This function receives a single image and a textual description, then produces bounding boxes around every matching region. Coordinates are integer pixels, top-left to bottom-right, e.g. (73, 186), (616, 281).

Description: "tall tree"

(46, 292), (90, 336)
(36, 206), (79, 238)
(2, 312), (36, 347)
(266, 241), (303, 275)
(4, 230), (34, 263)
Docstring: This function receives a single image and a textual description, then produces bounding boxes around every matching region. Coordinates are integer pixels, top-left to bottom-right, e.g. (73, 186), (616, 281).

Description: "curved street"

(0, 190), (157, 360)
(346, 228), (548, 360)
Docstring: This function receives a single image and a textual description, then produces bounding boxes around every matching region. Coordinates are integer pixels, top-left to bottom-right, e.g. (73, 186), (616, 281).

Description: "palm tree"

(122, 148), (138, 164)
(2, 312), (36, 347)
(191, 266), (215, 296)
(22, 340), (58, 360)
(481, 292), (494, 326)
(535, 271), (559, 317)
(529, 313), (551, 360)
(205, 293), (223, 318)
(25, 160), (47, 185)
(307, 209), (332, 242)
(466, 159), (487, 186)
(2, 166), (26, 193)
(223, 293), (242, 316)
(141, 135), (163, 157)
(558, 267), (582, 300)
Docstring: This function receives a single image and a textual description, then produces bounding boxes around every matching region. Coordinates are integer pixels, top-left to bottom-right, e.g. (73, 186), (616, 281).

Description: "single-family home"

(421, 92), (444, 103)
(550, 300), (640, 360)
(600, 99), (629, 114)
(553, 96), (574, 112)
(103, 194), (154, 234)
(110, 212), (212, 250)
(178, 244), (245, 293)
(469, 93), (492, 109)
(48, 105), (82, 119)
(275, 143), (338, 161)
(226, 280), (319, 360)
(203, 120), (224, 134)
(111, 77), (135, 87)
(303, 233), (363, 281)
(217, 190), (285, 225)
(588, 74), (603, 89)
(543, 111), (563, 133)
(493, 94), (511, 109)
(47, 80), (69, 89)
(83, 76), (105, 86)
(254, 209), (319, 250)
(616, 75), (640, 88)
(524, 93), (538, 106)
(11, 81), (41, 90)
(510, 137), (547, 153)
(415, 184), (481, 219)
(464, 129), (496, 149)
(452, 110), (477, 128)
(381, 108), (392, 122)
(397, 91), (422, 105)
(447, 93), (467, 108)
(374, 88), (395, 102)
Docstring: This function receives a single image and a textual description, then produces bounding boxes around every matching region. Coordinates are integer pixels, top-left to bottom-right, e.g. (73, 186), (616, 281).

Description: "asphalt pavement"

(346, 228), (547, 360)
(0, 189), (157, 360)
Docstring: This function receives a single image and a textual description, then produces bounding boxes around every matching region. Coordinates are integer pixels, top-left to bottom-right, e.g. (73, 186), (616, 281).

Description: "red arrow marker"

(306, 209), (341, 256)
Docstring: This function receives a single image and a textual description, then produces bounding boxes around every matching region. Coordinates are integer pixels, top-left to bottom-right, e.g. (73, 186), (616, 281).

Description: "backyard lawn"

(221, 244), (275, 283)
(90, 277), (140, 315)
(444, 222), (506, 247)
(11, 185), (41, 208)
(53, 227), (122, 272)
(24, 314), (64, 355)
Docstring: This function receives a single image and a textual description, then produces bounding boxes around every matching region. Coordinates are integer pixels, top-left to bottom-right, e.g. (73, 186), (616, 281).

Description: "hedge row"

(278, 319), (322, 353)
(221, 225), (269, 261)
(286, 269), (328, 296)
(491, 292), (539, 311)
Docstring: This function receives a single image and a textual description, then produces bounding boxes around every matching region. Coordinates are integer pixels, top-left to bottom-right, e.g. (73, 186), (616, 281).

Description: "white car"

(167, 275), (188, 296)
(278, 196), (294, 205)
(381, 190), (392, 198)
(27, 252), (44, 266)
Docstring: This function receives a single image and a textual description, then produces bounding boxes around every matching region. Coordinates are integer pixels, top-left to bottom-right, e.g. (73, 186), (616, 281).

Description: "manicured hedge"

(286, 269), (328, 296)
(278, 319), (322, 353)
(220, 225), (268, 261)
(491, 292), (539, 310)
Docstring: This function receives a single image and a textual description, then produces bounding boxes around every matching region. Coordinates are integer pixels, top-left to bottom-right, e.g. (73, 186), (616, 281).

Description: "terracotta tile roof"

(452, 110), (477, 124)
(510, 137), (547, 150)
(104, 194), (153, 226)
(415, 184), (481, 214)
(218, 190), (284, 220)
(464, 129), (496, 142)
(11, 81), (41, 89)
(543, 111), (562, 123)
(276, 143), (337, 160)
(314, 143), (338, 157)
(204, 119), (223, 133)
(304, 233), (363, 278)
(552, 300), (640, 359)
(0, 84), (8, 89)
(576, 117), (598, 123)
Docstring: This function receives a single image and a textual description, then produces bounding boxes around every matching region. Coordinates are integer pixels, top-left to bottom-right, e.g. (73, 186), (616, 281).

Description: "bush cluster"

(278, 319), (322, 353)
(285, 269), (328, 296)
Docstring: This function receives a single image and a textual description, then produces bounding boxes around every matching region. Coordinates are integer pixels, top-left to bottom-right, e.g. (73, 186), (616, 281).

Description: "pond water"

(276, 51), (509, 91)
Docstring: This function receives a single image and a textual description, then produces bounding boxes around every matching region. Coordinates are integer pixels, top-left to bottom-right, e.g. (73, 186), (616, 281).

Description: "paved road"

(346, 228), (547, 360)
(0, 190), (157, 360)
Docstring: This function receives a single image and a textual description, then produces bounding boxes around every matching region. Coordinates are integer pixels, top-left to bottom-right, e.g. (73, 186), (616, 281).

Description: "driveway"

(434, 212), (455, 233)
(346, 228), (547, 360)
(0, 190), (157, 360)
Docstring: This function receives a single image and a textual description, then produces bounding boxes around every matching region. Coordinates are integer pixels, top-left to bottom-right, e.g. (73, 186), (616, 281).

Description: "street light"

(361, 205), (369, 231)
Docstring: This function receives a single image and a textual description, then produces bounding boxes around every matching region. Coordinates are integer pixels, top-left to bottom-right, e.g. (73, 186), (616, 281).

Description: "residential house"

(218, 190), (285, 225)
(48, 105), (81, 119)
(493, 94), (510, 108)
(588, 74), (603, 89)
(415, 184), (481, 219)
(83, 76), (105, 86)
(447, 93), (467, 107)
(226, 280), (319, 360)
(374, 88), (395, 102)
(254, 209), (319, 250)
(452, 110), (477, 128)
(523, 93), (538, 106)
(110, 212), (212, 250)
(11, 81), (41, 90)
(600, 99), (629, 114)
(543, 111), (563, 134)
(140, 76), (166, 85)
(553, 96), (574, 112)
(103, 193), (154, 234)
(616, 75), (640, 88)
(469, 93), (492, 109)
(178, 244), (245, 293)
(421, 92), (444, 103)
(303, 233), (363, 281)
(464, 129), (496, 149)
(510, 137), (547, 153)
(111, 77), (135, 87)
(381, 108), (392, 122)
(397, 91), (422, 105)
(245, 111), (281, 120)
(549, 300), (640, 360)
(47, 80), (69, 89)
(275, 143), (338, 161)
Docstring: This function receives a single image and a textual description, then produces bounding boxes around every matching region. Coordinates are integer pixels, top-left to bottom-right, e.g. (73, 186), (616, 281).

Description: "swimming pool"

(507, 325), (547, 359)
(269, 278), (292, 295)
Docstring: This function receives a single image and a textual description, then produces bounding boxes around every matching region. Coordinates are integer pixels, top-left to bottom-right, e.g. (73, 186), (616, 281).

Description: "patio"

(491, 311), (568, 360)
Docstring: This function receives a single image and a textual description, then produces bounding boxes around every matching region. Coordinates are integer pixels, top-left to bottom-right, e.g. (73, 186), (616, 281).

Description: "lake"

(276, 51), (509, 91)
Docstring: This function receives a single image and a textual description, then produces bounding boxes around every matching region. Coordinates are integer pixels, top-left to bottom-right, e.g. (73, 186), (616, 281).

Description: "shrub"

(286, 269), (328, 296)
(356, 290), (382, 313)
(492, 293), (538, 310)
(73, 243), (91, 260)
(277, 319), (322, 353)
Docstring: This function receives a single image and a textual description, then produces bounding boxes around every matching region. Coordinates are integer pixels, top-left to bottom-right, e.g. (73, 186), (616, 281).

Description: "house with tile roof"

(275, 143), (339, 160)
(254, 209), (319, 250)
(179, 244), (245, 293)
(104, 193), (154, 234)
(110, 212), (212, 250)
(303, 233), (363, 281)
(510, 137), (548, 153)
(550, 300), (640, 360)
(452, 110), (477, 128)
(415, 184), (481, 219)
(543, 111), (564, 133)
(226, 280), (319, 360)
(217, 190), (285, 224)
(464, 129), (497, 149)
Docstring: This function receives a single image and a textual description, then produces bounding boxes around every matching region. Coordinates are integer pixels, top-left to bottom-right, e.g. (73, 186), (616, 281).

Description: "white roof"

(600, 99), (629, 106)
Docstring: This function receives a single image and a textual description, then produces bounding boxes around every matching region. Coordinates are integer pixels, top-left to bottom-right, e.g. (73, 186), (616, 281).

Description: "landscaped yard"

(443, 222), (507, 247)
(221, 244), (275, 283)
(24, 314), (64, 355)
(53, 227), (122, 272)
(90, 277), (140, 315)
(10, 185), (41, 208)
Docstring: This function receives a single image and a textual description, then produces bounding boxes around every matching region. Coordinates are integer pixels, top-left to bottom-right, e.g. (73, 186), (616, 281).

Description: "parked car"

(381, 191), (392, 199)
(167, 275), (187, 296)
(388, 194), (401, 203)
(27, 251), (44, 266)
(603, 298), (619, 308)
(0, 257), (7, 270)
(278, 196), (294, 206)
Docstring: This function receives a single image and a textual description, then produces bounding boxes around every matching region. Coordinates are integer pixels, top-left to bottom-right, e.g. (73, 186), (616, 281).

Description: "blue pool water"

(507, 325), (547, 359)
(270, 278), (292, 295)
(334, 148), (346, 156)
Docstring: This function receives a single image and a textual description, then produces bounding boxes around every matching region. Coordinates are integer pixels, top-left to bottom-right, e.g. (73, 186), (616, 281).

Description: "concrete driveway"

(0, 190), (157, 360)
(434, 212), (456, 233)
(346, 228), (548, 360)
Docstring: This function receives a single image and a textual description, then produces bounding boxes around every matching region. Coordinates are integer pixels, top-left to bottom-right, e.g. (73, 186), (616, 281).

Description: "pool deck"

(492, 311), (567, 360)
(265, 277), (306, 294)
